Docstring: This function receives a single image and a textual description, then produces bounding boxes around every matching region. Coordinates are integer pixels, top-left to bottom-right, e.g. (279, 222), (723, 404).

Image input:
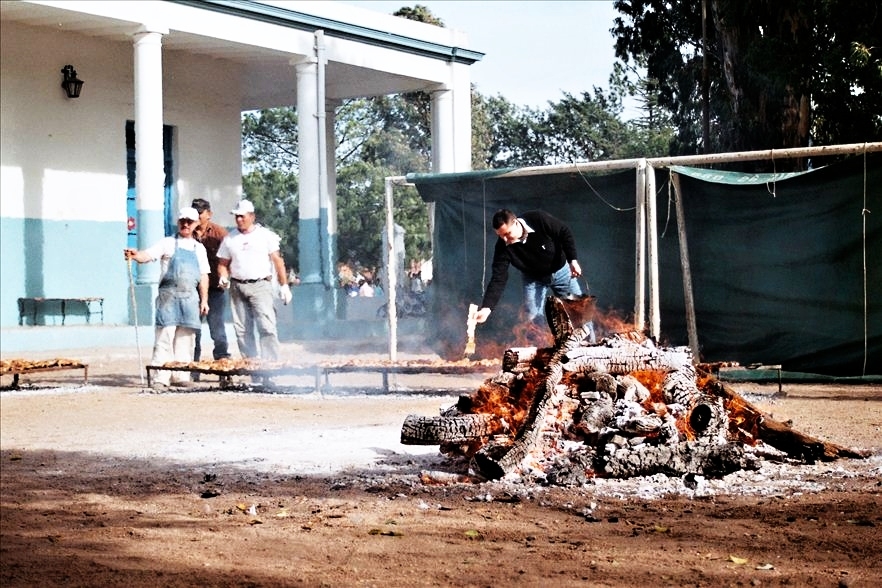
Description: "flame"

(720, 391), (763, 445)
(630, 369), (700, 440)
(467, 368), (540, 431)
(592, 308), (643, 341)
(630, 369), (668, 404)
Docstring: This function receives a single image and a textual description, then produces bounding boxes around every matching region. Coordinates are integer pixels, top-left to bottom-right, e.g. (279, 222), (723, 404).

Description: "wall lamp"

(61, 65), (84, 99)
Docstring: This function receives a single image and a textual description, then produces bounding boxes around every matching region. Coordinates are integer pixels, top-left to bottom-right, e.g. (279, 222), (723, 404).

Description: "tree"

(241, 168), (299, 271)
(612, 0), (882, 164)
(242, 108), (299, 173)
(470, 82), (673, 169)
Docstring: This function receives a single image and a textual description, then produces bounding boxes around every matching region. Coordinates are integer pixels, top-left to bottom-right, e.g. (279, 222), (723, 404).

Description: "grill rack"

(1, 361), (89, 388)
(146, 360), (501, 393)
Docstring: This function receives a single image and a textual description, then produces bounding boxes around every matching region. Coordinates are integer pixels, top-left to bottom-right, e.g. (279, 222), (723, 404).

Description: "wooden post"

(634, 160), (647, 332)
(384, 177), (400, 362)
(646, 163), (660, 340)
(671, 172), (700, 361)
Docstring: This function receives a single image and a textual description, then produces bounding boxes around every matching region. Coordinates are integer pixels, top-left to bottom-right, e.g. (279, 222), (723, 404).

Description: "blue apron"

(154, 239), (201, 330)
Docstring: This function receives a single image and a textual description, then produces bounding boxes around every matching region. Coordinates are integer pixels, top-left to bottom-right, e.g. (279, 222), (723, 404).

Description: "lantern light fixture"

(61, 65), (84, 99)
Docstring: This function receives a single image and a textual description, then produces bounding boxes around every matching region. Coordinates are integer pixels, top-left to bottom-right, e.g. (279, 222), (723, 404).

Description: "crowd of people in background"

(336, 262), (382, 298)
(336, 258), (432, 299)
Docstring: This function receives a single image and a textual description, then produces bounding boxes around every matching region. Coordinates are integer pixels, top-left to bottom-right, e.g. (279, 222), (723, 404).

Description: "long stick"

(127, 259), (145, 386)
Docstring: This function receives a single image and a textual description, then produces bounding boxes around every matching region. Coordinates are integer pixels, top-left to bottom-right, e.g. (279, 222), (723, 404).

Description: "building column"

(431, 88), (454, 173)
(130, 25), (168, 326)
(294, 57), (321, 285)
(132, 26), (167, 285)
(428, 75), (471, 248)
(323, 98), (340, 290)
(290, 49), (336, 328)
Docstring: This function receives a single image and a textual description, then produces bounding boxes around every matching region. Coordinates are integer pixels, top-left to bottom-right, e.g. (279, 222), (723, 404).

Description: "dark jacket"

(480, 210), (579, 310)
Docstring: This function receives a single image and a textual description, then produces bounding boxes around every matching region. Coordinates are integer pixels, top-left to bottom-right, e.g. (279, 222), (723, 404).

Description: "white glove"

(218, 276), (230, 290)
(279, 283), (292, 305)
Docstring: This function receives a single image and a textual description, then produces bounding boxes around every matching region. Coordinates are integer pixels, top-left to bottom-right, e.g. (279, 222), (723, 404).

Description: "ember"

(401, 296), (866, 485)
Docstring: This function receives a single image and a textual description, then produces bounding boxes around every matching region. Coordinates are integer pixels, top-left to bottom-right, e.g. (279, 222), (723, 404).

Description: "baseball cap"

(231, 200), (255, 215)
(178, 206), (199, 222)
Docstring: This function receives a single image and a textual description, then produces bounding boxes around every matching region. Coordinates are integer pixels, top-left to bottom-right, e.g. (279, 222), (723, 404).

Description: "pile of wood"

(401, 296), (864, 484)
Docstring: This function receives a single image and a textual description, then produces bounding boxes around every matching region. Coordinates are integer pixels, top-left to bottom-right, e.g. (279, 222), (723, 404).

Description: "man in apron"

(125, 207), (210, 389)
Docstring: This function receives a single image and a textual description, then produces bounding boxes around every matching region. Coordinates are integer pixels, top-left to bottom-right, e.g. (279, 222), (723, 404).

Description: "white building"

(0, 0), (481, 336)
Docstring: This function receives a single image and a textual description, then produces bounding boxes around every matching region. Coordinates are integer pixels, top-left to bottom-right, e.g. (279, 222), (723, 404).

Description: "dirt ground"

(2, 342), (881, 587)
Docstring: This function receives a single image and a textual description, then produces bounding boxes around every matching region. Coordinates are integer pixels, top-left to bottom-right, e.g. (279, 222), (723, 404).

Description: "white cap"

(178, 206), (199, 221)
(231, 200), (255, 215)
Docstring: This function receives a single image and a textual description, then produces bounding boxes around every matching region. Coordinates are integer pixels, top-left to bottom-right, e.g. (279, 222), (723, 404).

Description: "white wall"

(163, 50), (244, 216)
(1, 20), (244, 223)
(0, 21), (130, 223)
(0, 20), (246, 326)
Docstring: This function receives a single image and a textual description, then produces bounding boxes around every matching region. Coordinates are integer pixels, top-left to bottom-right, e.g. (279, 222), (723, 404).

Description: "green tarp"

(409, 153), (881, 376)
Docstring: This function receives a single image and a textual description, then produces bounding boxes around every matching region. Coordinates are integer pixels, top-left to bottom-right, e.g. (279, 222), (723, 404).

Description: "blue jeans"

(522, 264), (583, 322)
(194, 288), (230, 361)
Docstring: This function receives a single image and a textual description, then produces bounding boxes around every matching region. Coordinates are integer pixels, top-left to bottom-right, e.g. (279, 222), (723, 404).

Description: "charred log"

(400, 414), (505, 445)
(561, 339), (693, 375)
(701, 376), (867, 461)
(600, 440), (760, 478)
(501, 347), (555, 373)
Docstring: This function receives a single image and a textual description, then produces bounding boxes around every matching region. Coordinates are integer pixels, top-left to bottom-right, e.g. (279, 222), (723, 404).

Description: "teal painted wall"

(0, 216), (26, 326)
(1, 217), (132, 327)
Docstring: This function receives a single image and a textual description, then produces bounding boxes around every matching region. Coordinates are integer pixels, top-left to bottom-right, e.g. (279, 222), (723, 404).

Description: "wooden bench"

(18, 297), (104, 326)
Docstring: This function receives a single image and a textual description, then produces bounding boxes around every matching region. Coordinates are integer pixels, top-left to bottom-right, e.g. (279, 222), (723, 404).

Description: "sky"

(344, 1), (630, 113)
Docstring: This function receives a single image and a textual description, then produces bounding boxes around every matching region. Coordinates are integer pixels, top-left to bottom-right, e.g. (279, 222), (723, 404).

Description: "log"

(701, 377), (867, 461)
(561, 338), (693, 375)
(600, 439), (759, 478)
(400, 413), (504, 445)
(471, 308), (592, 479)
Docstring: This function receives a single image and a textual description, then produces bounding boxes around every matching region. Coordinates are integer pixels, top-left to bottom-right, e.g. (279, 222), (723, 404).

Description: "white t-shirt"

(143, 236), (210, 281)
(217, 224), (281, 280)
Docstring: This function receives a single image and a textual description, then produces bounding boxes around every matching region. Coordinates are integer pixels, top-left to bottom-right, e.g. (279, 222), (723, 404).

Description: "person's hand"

(569, 260), (582, 278)
(475, 307), (492, 323)
(279, 283), (292, 305)
(218, 276), (230, 290)
(123, 248), (136, 260)
(200, 301), (210, 316)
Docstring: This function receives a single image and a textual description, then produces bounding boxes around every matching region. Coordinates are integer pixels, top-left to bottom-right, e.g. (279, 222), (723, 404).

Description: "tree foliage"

(241, 167), (299, 268)
(612, 0), (882, 162)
